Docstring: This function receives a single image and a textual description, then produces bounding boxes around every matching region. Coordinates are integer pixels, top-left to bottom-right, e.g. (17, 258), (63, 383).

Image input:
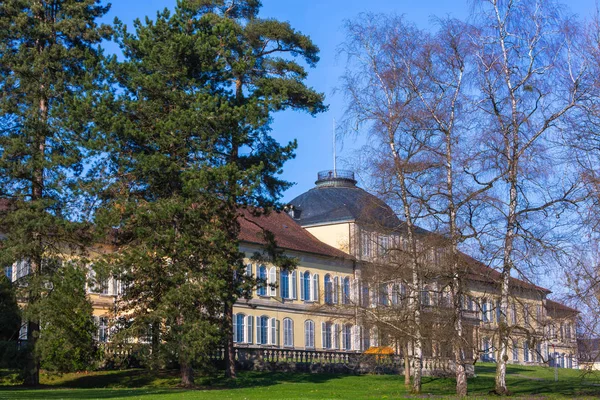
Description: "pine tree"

(96, 0), (324, 385)
(0, 0), (111, 385)
(36, 262), (99, 373)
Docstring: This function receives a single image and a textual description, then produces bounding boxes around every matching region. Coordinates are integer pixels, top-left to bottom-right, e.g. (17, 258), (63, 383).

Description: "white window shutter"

(268, 267), (277, 296)
(321, 322), (326, 349)
(291, 271), (297, 299)
(300, 273), (305, 301)
(352, 325), (360, 351)
(269, 318), (276, 345)
(351, 279), (358, 303)
(313, 274), (319, 302)
(256, 317), (262, 345)
(246, 315), (253, 344)
(233, 315), (238, 343)
(334, 324), (340, 349)
(304, 322), (309, 348)
(246, 263), (252, 276)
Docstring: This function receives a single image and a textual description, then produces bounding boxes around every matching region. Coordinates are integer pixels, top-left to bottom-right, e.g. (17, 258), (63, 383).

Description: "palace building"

(4, 170), (579, 369)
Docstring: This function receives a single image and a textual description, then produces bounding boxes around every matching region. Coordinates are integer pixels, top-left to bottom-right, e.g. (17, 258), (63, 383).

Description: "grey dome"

(288, 170), (401, 230)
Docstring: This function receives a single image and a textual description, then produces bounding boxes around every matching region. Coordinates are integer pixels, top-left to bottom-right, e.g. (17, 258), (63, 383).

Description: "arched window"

(304, 320), (315, 348)
(281, 270), (289, 299)
(257, 315), (269, 345)
(342, 324), (352, 350)
(257, 265), (267, 296)
(283, 318), (294, 347)
(302, 271), (311, 301)
(512, 340), (519, 362)
(343, 277), (351, 304)
(234, 313), (245, 343)
(324, 274), (333, 304)
(523, 341), (529, 362)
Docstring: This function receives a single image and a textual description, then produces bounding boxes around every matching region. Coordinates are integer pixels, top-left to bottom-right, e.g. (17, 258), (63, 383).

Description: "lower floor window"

(283, 318), (294, 347)
(305, 320), (315, 348)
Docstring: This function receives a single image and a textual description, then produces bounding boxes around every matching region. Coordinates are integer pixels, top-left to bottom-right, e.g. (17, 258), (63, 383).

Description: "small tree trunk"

(224, 302), (236, 379)
(404, 343), (411, 387)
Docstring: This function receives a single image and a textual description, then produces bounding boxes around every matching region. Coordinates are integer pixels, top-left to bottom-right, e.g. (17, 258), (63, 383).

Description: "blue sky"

(101, 0), (598, 202)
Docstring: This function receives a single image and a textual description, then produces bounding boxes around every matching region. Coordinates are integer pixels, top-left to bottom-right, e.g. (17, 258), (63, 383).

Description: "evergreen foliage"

(36, 263), (99, 373)
(95, 0), (324, 384)
(0, 0), (111, 385)
(0, 275), (22, 369)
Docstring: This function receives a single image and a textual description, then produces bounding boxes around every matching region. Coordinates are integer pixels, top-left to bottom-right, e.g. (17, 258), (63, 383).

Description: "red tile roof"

(461, 253), (551, 294)
(238, 208), (352, 260)
(546, 299), (579, 314)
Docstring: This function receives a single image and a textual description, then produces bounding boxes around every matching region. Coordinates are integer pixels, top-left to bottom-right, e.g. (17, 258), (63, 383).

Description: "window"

(300, 271), (318, 302)
(362, 327), (371, 350)
(257, 265), (267, 296)
(342, 277), (351, 304)
(421, 290), (430, 307)
(512, 340), (519, 362)
(467, 296), (474, 311)
(4, 265), (12, 281)
(379, 284), (389, 306)
(523, 341), (529, 362)
(257, 316), (269, 344)
(98, 317), (109, 343)
(322, 322), (332, 349)
(245, 263), (252, 276)
(283, 318), (294, 347)
(305, 320), (315, 348)
(511, 302), (517, 325)
(536, 343), (542, 363)
(361, 283), (370, 307)
(342, 324), (352, 350)
(268, 267), (277, 296)
(16, 260), (31, 280)
(234, 313), (245, 343)
(302, 271), (311, 300)
(324, 274), (333, 304)
(281, 270), (289, 299)
(496, 300), (502, 323)
(19, 323), (28, 341)
(482, 338), (492, 361)
(565, 323), (571, 339)
(361, 231), (372, 258)
(536, 305), (542, 323)
(482, 299), (489, 322)
(524, 304), (530, 325)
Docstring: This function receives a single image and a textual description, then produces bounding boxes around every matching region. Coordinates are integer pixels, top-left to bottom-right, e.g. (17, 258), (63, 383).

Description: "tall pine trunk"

(224, 302), (236, 378)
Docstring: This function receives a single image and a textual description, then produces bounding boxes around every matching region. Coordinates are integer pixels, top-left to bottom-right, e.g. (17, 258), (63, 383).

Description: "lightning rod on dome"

(333, 117), (337, 178)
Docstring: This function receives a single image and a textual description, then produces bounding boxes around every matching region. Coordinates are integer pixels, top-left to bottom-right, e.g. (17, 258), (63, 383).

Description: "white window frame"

(283, 318), (294, 347)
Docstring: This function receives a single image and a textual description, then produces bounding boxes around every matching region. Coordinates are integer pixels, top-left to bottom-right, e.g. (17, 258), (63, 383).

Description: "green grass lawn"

(1, 363), (600, 399)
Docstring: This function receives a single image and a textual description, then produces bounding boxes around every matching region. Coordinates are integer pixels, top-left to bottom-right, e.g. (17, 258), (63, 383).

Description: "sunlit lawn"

(1, 363), (600, 399)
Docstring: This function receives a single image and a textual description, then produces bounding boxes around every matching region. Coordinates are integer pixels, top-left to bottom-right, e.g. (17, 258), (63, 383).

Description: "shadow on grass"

(0, 369), (348, 399)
